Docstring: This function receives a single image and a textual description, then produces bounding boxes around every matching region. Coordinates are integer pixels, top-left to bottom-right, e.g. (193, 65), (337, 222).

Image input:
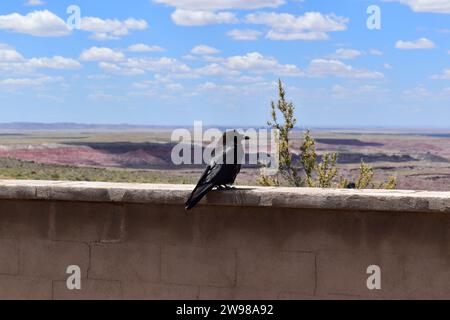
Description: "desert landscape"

(0, 124), (449, 191)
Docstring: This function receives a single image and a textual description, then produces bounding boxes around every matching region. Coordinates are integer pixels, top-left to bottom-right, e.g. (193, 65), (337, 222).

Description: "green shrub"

(259, 80), (397, 190)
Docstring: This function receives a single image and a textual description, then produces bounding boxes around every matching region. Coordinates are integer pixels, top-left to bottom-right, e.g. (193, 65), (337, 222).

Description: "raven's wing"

(185, 159), (223, 211)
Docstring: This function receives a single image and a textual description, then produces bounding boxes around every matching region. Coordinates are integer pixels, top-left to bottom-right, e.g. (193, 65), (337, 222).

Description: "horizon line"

(0, 122), (449, 132)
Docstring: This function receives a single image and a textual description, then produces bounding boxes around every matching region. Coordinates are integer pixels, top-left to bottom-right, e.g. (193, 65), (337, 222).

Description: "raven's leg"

(216, 185), (226, 190)
(224, 185), (236, 190)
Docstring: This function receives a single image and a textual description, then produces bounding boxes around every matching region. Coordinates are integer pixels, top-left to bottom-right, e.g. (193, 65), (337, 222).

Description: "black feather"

(185, 131), (244, 211)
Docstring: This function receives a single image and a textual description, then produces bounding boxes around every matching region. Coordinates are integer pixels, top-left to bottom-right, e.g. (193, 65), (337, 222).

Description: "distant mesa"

(0, 122), (175, 131)
(316, 138), (384, 147)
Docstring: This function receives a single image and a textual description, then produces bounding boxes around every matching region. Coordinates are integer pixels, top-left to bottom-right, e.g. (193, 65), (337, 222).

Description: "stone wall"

(0, 180), (448, 299)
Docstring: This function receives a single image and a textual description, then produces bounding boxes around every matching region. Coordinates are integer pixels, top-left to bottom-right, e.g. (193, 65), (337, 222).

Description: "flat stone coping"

(0, 180), (449, 213)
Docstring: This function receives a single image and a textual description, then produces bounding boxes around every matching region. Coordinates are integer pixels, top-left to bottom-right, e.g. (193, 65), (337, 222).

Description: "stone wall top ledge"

(0, 180), (449, 214)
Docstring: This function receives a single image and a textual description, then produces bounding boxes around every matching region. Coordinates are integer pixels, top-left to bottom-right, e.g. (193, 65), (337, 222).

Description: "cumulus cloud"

(195, 63), (240, 77)
(245, 11), (349, 41)
(128, 44), (165, 52)
(191, 45), (220, 55)
(395, 38), (436, 49)
(123, 57), (191, 73)
(369, 49), (383, 56)
(431, 69), (450, 80)
(97, 56), (191, 77)
(0, 10), (147, 40)
(80, 47), (125, 62)
(80, 17), (148, 40)
(0, 45), (80, 74)
(98, 62), (145, 76)
(194, 80), (275, 98)
(0, 76), (62, 87)
(0, 10), (70, 37)
(88, 90), (128, 102)
(306, 59), (384, 79)
(223, 52), (302, 76)
(386, 0), (450, 13)
(0, 47), (25, 62)
(330, 48), (364, 60)
(266, 30), (328, 41)
(24, 0), (45, 6)
(153, 0), (285, 10)
(27, 56), (81, 69)
(227, 29), (262, 40)
(171, 9), (238, 25)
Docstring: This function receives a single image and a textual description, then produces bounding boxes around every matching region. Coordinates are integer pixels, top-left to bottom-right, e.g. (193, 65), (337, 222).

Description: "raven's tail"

(185, 183), (214, 211)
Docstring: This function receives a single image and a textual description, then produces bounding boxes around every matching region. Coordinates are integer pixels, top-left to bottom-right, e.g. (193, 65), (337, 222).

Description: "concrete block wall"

(0, 180), (449, 299)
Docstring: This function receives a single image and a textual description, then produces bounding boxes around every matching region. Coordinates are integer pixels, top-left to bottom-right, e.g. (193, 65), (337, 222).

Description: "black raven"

(185, 130), (249, 211)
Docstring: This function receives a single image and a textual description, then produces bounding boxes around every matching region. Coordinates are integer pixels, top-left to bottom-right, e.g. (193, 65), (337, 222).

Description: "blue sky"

(0, 0), (450, 127)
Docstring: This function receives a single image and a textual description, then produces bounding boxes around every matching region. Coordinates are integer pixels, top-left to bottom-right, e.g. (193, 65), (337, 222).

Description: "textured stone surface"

(237, 248), (316, 294)
(161, 245), (236, 287)
(19, 240), (90, 280)
(198, 286), (280, 300)
(53, 280), (122, 300)
(89, 242), (160, 282)
(0, 276), (52, 300)
(122, 282), (199, 300)
(0, 180), (448, 299)
(0, 200), (50, 240)
(0, 239), (19, 275)
(0, 180), (449, 213)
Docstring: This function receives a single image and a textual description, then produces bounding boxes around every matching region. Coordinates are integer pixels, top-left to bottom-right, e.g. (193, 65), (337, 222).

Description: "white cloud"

(0, 11), (148, 39)
(401, 85), (432, 101)
(197, 82), (237, 92)
(186, 52), (303, 78)
(153, 0), (284, 10)
(166, 83), (184, 91)
(306, 59), (384, 79)
(0, 45), (80, 73)
(86, 74), (111, 80)
(24, 0), (45, 6)
(171, 9), (238, 25)
(395, 38), (436, 49)
(128, 44), (165, 52)
(98, 62), (145, 76)
(0, 10), (70, 37)
(27, 56), (81, 69)
(195, 80), (275, 97)
(224, 52), (302, 76)
(330, 48), (364, 60)
(80, 17), (148, 40)
(132, 80), (156, 89)
(202, 55), (226, 62)
(245, 11), (349, 41)
(197, 81), (219, 91)
(330, 84), (389, 100)
(88, 91), (128, 102)
(191, 45), (220, 55)
(246, 11), (348, 32)
(227, 29), (262, 40)
(0, 47), (24, 62)
(124, 57), (191, 73)
(36, 94), (64, 103)
(267, 30), (329, 41)
(369, 49), (383, 56)
(80, 47), (125, 62)
(0, 76), (62, 87)
(431, 69), (450, 80)
(387, 0), (450, 14)
(98, 56), (191, 77)
(195, 63), (240, 77)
